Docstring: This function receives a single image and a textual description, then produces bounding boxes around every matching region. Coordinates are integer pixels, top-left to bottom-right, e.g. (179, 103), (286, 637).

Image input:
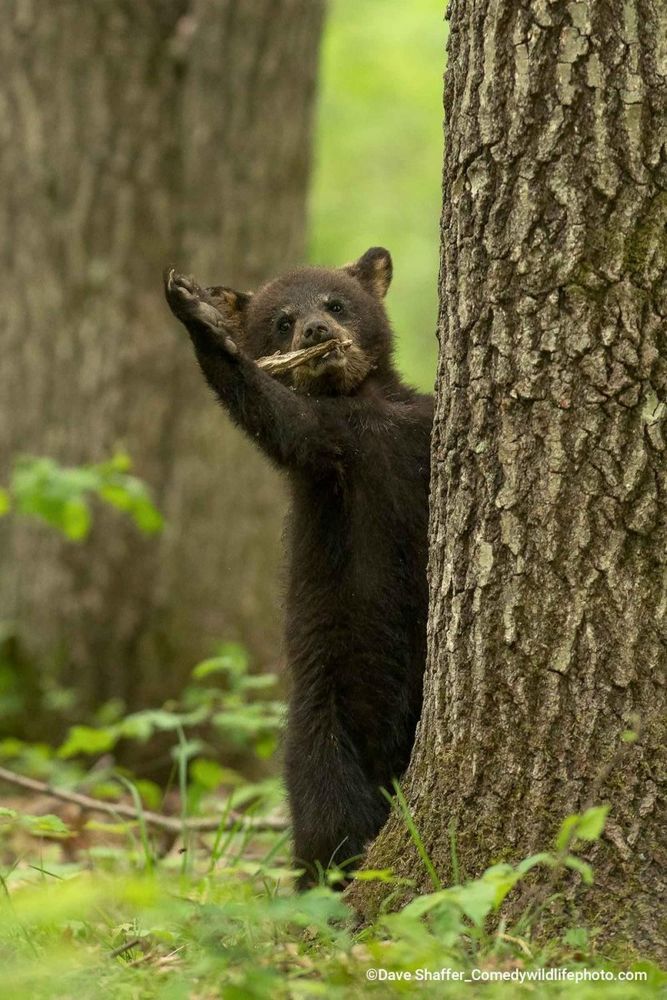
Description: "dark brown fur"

(164, 248), (433, 886)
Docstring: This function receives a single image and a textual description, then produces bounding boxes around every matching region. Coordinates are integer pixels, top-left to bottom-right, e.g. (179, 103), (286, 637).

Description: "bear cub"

(164, 248), (433, 887)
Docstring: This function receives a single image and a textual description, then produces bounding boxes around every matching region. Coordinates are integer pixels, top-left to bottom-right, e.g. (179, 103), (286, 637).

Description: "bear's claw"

(164, 266), (239, 357)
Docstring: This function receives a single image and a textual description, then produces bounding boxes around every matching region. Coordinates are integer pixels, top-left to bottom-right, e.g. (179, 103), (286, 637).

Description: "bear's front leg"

(163, 268), (240, 358)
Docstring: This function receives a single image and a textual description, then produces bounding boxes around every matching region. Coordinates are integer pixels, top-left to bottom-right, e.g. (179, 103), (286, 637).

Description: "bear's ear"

(205, 286), (253, 336)
(344, 247), (393, 299)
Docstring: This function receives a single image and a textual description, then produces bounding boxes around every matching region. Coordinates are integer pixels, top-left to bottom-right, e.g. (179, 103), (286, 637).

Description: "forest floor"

(0, 778), (663, 1000)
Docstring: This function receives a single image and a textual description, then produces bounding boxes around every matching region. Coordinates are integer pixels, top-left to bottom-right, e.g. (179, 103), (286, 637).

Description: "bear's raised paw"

(163, 267), (239, 356)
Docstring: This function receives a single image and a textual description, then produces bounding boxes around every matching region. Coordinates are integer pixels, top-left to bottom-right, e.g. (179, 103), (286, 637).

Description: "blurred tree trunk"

(350, 0), (666, 959)
(0, 0), (324, 719)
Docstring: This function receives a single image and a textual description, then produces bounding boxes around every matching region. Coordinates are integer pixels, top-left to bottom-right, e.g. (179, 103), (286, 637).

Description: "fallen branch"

(0, 764), (286, 835)
(109, 937), (143, 959)
(257, 338), (352, 375)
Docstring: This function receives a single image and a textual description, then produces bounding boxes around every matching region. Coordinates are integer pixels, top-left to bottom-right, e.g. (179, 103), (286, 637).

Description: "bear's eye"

(327, 300), (344, 314)
(277, 316), (292, 334)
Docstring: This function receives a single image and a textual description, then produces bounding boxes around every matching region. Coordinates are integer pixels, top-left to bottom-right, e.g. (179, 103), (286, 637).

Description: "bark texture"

(0, 0), (324, 716)
(352, 0), (666, 959)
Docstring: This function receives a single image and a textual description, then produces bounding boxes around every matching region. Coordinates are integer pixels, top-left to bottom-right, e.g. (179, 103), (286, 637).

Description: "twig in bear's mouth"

(257, 339), (352, 376)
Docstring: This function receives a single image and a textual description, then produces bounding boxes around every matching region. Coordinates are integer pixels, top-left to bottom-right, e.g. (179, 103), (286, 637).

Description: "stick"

(109, 937), (143, 959)
(257, 338), (352, 375)
(0, 764), (286, 835)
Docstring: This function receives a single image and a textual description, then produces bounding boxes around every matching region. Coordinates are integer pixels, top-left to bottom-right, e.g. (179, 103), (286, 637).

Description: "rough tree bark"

(350, 0), (666, 959)
(0, 0), (324, 717)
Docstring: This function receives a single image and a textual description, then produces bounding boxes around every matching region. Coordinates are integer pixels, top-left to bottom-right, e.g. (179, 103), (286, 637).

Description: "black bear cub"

(164, 248), (433, 887)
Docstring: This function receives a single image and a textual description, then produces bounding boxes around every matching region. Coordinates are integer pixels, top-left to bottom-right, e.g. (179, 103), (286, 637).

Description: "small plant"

(0, 806), (70, 839)
(0, 452), (163, 540)
(0, 643), (661, 995)
(57, 641), (285, 769)
(0, 798), (663, 998)
(372, 803), (612, 949)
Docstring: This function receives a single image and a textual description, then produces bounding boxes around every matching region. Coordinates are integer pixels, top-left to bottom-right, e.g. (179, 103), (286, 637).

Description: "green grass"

(310, 0), (446, 391)
(1, 694), (662, 1000)
(1, 816), (663, 999)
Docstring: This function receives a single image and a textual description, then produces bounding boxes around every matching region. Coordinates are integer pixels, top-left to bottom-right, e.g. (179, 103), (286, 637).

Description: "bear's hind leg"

(286, 728), (389, 890)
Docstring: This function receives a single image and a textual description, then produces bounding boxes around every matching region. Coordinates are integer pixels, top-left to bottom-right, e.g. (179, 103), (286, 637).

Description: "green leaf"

(431, 903), (466, 947)
(84, 820), (136, 835)
(212, 709), (276, 742)
(0, 488), (10, 516)
(254, 733), (278, 759)
(192, 657), (233, 680)
(61, 497), (91, 540)
(9, 454), (162, 540)
(576, 805), (609, 842)
(480, 865), (523, 908)
(118, 707), (206, 742)
(450, 880), (497, 927)
(132, 779), (162, 810)
(397, 888), (454, 918)
(0, 737), (26, 758)
(0, 808), (71, 837)
(24, 813), (71, 837)
(556, 813), (580, 852)
(97, 483), (134, 511)
(388, 778), (442, 891)
(88, 780), (127, 801)
(170, 738), (205, 764)
(350, 868), (396, 882)
(239, 674), (278, 691)
(217, 642), (249, 672)
(108, 451), (133, 473)
(564, 926), (590, 949)
(58, 725), (117, 758)
(517, 852), (556, 874)
(98, 479), (163, 535)
(565, 855), (594, 885)
(190, 758), (226, 790)
(131, 498), (164, 535)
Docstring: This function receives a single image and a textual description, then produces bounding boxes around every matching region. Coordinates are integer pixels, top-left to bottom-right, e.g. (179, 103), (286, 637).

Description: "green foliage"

(0, 668), (661, 997)
(0, 738), (84, 788)
(1, 453), (163, 540)
(555, 806), (610, 853)
(311, 0), (446, 390)
(57, 642), (284, 778)
(0, 809), (662, 998)
(0, 806), (70, 839)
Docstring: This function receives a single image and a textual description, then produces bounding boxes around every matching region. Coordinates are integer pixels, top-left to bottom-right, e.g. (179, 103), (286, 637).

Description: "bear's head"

(208, 248), (394, 395)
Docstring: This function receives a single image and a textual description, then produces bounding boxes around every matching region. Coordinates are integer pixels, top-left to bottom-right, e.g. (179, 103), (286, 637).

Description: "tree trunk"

(351, 0), (666, 960)
(0, 0), (324, 718)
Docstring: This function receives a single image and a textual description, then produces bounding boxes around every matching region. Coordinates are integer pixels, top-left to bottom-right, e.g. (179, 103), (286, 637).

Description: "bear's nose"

(302, 321), (330, 345)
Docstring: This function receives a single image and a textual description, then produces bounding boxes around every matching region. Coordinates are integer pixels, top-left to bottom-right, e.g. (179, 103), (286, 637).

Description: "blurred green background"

(311, 0), (446, 390)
